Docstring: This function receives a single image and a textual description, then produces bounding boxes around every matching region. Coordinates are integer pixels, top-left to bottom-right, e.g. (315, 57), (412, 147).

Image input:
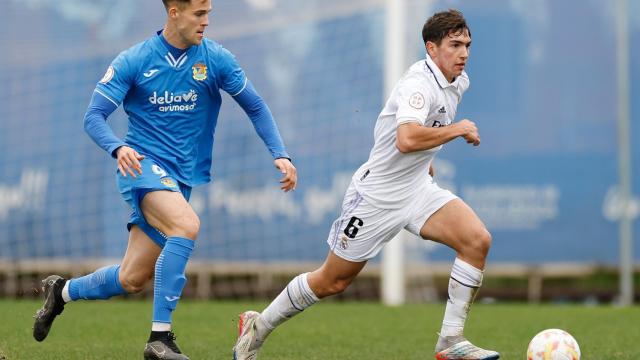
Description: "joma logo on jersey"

(149, 90), (199, 112)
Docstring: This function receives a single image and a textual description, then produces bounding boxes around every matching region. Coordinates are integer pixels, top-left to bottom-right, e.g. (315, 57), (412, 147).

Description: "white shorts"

(326, 181), (457, 262)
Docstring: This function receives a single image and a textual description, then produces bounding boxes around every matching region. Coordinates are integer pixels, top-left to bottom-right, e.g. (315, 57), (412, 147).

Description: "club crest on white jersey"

(409, 92), (425, 109)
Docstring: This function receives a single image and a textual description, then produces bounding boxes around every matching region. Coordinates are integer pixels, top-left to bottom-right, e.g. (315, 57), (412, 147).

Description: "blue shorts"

(117, 158), (192, 247)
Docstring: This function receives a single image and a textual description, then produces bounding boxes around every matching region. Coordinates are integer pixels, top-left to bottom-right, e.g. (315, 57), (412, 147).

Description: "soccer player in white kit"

(234, 9), (499, 360)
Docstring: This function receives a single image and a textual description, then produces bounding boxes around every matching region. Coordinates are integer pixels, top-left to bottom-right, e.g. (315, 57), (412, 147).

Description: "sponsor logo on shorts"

(151, 165), (167, 177)
(161, 178), (178, 188)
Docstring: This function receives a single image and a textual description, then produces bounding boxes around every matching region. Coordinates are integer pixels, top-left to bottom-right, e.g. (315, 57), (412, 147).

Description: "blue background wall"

(0, 0), (638, 264)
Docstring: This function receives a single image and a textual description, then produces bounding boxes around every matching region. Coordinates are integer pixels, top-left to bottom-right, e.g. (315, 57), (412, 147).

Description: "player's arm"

(85, 51), (145, 177)
(396, 119), (480, 153)
(83, 91), (124, 157)
(217, 45), (296, 191)
(83, 91), (144, 177)
(232, 81), (296, 192)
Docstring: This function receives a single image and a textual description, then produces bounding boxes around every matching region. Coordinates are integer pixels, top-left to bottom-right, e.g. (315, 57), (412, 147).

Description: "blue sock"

(68, 265), (126, 301)
(152, 237), (195, 324)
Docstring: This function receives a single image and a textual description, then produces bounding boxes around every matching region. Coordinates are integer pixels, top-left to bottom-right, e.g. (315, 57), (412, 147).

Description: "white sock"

(61, 280), (72, 303)
(151, 322), (171, 332)
(439, 258), (483, 338)
(257, 273), (319, 340)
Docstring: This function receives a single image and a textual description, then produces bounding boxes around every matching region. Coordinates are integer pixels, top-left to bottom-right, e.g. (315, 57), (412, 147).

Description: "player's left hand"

(274, 158), (297, 192)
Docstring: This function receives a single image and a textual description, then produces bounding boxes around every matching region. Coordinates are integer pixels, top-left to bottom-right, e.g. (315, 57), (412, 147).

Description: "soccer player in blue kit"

(32, 1), (296, 359)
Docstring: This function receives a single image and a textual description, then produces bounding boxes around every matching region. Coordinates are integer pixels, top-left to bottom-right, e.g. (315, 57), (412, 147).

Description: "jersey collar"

(153, 30), (200, 70)
(158, 30), (187, 60)
(425, 53), (460, 89)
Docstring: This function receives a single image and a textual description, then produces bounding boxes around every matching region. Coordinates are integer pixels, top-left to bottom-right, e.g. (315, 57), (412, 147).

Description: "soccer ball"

(527, 329), (581, 360)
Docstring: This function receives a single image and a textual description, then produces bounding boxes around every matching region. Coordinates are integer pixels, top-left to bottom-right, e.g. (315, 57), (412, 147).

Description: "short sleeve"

(395, 77), (433, 127)
(216, 46), (247, 96)
(95, 50), (136, 106)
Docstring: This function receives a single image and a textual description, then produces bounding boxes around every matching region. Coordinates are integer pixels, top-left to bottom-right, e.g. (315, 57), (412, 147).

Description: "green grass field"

(0, 300), (638, 359)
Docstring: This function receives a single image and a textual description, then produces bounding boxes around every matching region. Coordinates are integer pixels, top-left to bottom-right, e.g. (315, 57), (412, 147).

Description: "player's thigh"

(308, 251), (367, 297)
(140, 190), (200, 239)
(418, 198), (488, 251)
(119, 225), (162, 286)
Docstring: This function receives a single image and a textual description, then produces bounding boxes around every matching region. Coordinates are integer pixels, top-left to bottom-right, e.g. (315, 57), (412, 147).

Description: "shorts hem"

(328, 246), (373, 263)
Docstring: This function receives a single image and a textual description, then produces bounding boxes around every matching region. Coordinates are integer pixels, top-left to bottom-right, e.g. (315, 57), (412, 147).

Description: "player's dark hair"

(422, 9), (470, 45)
(162, 0), (192, 10)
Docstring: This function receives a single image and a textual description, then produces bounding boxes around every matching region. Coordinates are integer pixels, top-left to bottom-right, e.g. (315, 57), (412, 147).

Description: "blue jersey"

(96, 34), (251, 186)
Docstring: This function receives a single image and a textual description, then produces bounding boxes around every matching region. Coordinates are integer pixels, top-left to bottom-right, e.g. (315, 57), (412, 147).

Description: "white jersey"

(352, 55), (470, 209)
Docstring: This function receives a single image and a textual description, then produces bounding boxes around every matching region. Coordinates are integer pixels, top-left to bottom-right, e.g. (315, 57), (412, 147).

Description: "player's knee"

(119, 270), (151, 294)
(179, 214), (200, 240)
(165, 212), (200, 240)
(458, 227), (491, 261)
(325, 278), (353, 296)
(471, 228), (492, 257)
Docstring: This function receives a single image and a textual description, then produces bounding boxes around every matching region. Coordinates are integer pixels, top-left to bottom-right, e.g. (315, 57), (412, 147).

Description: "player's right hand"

(116, 146), (145, 177)
(274, 158), (297, 192)
(457, 119), (480, 146)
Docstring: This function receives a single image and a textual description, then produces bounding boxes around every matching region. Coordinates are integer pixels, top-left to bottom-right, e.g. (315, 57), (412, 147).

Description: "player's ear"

(168, 6), (179, 19)
(426, 41), (435, 57)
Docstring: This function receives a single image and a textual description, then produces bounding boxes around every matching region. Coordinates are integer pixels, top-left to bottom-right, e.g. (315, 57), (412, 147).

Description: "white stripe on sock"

(260, 272), (319, 330)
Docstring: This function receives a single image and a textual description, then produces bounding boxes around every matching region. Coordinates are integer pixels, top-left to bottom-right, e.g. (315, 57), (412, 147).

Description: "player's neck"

(159, 32), (188, 60)
(434, 63), (455, 83)
(162, 25), (190, 50)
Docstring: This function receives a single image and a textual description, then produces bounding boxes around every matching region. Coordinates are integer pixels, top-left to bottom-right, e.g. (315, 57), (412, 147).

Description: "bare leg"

(420, 199), (497, 358)
(233, 252), (366, 360)
(118, 225), (162, 293)
(139, 190), (199, 360)
(307, 251), (367, 298)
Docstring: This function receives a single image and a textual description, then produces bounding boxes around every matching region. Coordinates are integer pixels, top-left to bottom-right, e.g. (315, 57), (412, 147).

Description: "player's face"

(173, 0), (211, 47)
(427, 29), (471, 83)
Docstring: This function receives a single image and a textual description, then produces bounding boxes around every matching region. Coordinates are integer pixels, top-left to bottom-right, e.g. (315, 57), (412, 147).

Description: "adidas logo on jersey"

(149, 90), (199, 112)
(438, 106), (446, 114)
